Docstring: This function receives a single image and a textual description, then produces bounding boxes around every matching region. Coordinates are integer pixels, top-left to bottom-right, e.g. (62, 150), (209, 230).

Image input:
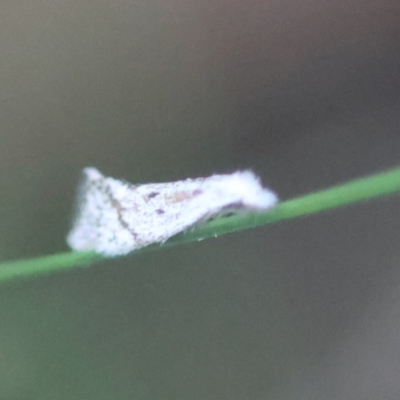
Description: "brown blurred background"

(0, 0), (400, 399)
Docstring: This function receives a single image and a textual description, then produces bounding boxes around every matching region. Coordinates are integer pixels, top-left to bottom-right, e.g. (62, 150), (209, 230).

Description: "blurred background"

(0, 0), (400, 398)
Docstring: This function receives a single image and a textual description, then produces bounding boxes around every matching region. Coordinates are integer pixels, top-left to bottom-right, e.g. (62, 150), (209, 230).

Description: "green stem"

(1, 166), (400, 283)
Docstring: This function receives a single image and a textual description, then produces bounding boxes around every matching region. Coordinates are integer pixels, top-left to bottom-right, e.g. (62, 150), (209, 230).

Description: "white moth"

(67, 167), (278, 257)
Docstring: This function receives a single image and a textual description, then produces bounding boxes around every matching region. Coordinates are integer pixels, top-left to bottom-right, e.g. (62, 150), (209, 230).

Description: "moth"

(67, 167), (278, 257)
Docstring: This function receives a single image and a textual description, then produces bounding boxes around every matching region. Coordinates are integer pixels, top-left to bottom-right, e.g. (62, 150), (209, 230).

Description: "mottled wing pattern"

(67, 168), (278, 257)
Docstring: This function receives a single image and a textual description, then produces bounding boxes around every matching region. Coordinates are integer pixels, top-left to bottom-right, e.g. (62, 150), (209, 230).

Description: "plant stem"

(1, 166), (400, 283)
